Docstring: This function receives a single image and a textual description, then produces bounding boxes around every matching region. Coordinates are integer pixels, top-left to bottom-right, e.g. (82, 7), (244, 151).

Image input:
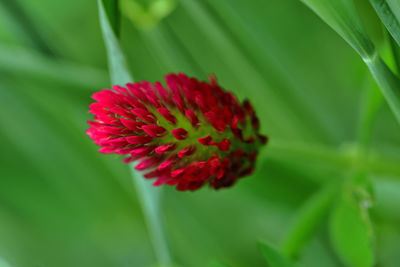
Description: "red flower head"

(87, 73), (267, 191)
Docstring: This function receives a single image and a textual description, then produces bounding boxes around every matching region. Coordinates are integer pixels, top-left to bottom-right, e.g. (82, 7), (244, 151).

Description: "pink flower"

(87, 73), (267, 191)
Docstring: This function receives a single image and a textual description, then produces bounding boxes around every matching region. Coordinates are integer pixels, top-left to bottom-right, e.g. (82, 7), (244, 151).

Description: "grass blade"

(98, 0), (132, 85)
(370, 0), (400, 47)
(101, 0), (121, 37)
(301, 0), (400, 124)
(130, 165), (172, 265)
(301, 0), (375, 60)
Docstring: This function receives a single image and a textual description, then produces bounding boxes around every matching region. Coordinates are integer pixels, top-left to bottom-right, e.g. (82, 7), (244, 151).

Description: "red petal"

(243, 100), (255, 115)
(205, 111), (226, 131)
(142, 125), (166, 137)
(109, 107), (137, 120)
(172, 93), (186, 112)
(135, 157), (161, 171)
(131, 146), (154, 156)
(198, 136), (212, 146)
(126, 83), (149, 103)
(120, 118), (143, 131)
(155, 143), (176, 154)
(171, 128), (188, 140)
(112, 85), (129, 96)
(155, 81), (170, 104)
(258, 134), (268, 144)
(99, 147), (115, 154)
(158, 156), (178, 171)
(131, 108), (156, 123)
(125, 135), (153, 144)
(177, 146), (196, 158)
(157, 108), (177, 124)
(217, 139), (231, 151)
(185, 109), (199, 126)
(251, 115), (260, 129)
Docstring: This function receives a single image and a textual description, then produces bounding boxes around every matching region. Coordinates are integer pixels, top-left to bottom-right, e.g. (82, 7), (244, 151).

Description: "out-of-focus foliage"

(0, 0), (400, 266)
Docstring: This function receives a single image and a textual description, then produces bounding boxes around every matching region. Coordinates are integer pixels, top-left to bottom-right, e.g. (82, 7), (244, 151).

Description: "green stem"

(264, 140), (400, 178)
(130, 165), (172, 265)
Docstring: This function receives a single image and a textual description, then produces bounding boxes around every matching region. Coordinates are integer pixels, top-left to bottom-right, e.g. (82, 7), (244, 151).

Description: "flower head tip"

(87, 73), (267, 191)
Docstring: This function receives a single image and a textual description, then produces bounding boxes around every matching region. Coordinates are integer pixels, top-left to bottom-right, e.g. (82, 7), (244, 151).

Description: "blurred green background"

(1, 0), (400, 266)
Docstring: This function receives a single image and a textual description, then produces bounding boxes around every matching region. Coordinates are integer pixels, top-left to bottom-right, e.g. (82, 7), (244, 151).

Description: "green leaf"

(280, 184), (337, 258)
(329, 186), (375, 267)
(301, 0), (375, 60)
(259, 242), (296, 267)
(98, 0), (132, 85)
(120, 0), (176, 29)
(370, 0), (400, 47)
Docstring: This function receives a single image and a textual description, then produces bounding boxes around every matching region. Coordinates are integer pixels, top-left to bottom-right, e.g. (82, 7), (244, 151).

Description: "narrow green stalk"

(130, 165), (172, 265)
(264, 140), (400, 178)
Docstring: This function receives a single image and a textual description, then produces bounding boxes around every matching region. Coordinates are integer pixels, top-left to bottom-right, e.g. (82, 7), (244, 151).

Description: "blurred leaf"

(208, 260), (229, 267)
(329, 185), (375, 267)
(0, 45), (108, 90)
(370, 0), (400, 47)
(138, 24), (204, 76)
(259, 242), (296, 267)
(120, 0), (176, 29)
(302, 0), (400, 124)
(0, 0), (56, 56)
(354, 0), (385, 48)
(280, 184), (337, 258)
(98, 0), (132, 85)
(301, 0), (375, 60)
(0, 257), (11, 267)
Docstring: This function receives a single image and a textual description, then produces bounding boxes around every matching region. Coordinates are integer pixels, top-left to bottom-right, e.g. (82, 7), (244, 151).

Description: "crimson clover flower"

(86, 73), (267, 191)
